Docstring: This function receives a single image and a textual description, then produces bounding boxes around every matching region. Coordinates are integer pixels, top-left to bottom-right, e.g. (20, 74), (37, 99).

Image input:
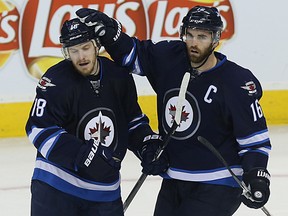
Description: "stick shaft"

(123, 73), (190, 212)
(197, 136), (272, 216)
(123, 121), (178, 211)
(123, 173), (147, 212)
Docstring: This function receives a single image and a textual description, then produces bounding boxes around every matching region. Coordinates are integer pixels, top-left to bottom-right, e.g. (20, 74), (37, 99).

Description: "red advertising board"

(0, 0), (234, 79)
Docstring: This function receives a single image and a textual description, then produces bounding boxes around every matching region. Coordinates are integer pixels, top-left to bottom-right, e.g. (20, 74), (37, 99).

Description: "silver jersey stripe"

(130, 114), (145, 124)
(28, 126), (44, 143)
(238, 146), (271, 155)
(131, 56), (142, 75)
(124, 45), (135, 66)
(39, 131), (66, 158)
(166, 167), (243, 182)
(237, 130), (269, 146)
(35, 159), (120, 191)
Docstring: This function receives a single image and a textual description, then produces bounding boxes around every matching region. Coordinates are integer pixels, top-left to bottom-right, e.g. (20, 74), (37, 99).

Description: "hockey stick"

(197, 136), (272, 216)
(123, 72), (191, 212)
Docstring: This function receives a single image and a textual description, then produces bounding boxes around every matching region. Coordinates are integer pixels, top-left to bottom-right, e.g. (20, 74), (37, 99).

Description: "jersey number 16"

(250, 99), (263, 122)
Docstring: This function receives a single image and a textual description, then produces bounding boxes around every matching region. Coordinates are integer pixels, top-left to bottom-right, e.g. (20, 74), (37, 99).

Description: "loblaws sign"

(0, 0), (234, 79)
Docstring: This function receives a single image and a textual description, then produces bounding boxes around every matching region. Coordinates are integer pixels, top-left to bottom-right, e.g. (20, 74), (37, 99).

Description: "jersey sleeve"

(105, 33), (182, 92)
(105, 33), (157, 84)
(223, 66), (271, 172)
(105, 33), (136, 70)
(123, 74), (155, 155)
(25, 68), (85, 171)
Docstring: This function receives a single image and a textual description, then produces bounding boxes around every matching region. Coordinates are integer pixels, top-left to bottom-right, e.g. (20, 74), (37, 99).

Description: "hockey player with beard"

(76, 5), (272, 216)
(25, 17), (168, 216)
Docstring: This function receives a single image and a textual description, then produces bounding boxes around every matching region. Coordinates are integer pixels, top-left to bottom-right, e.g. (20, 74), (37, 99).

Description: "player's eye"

(197, 35), (208, 40)
(69, 49), (78, 54)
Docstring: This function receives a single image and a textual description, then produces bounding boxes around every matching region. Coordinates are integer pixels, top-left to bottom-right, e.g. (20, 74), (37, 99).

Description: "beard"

(188, 43), (213, 64)
(73, 56), (97, 76)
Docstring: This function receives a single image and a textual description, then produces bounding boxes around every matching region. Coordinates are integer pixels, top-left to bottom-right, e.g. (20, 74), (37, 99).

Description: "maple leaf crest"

(169, 105), (177, 123)
(169, 104), (189, 124)
(89, 117), (111, 144)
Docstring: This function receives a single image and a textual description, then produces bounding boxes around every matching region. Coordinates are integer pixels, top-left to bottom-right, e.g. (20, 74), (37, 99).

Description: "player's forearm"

(105, 32), (136, 68)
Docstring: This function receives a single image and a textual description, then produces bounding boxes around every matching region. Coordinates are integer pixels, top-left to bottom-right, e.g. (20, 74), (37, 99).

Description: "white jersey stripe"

(237, 130), (269, 146)
(35, 159), (120, 191)
(166, 167), (243, 182)
(39, 131), (66, 158)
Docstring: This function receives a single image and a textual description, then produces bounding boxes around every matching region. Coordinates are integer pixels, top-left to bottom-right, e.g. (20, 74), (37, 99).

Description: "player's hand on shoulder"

(241, 168), (270, 209)
(76, 8), (122, 46)
(140, 134), (169, 175)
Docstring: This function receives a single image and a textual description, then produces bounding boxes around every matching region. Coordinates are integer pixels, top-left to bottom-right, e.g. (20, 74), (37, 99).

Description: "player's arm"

(76, 8), (132, 63)
(25, 77), (82, 170)
(124, 74), (168, 175)
(226, 71), (271, 209)
(25, 73), (118, 175)
(76, 8), (153, 76)
(228, 76), (271, 171)
(235, 102), (271, 209)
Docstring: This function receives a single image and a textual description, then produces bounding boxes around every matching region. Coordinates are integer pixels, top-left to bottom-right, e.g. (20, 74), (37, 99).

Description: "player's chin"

(76, 67), (92, 76)
(191, 52), (206, 63)
(189, 52), (199, 59)
(190, 56), (200, 63)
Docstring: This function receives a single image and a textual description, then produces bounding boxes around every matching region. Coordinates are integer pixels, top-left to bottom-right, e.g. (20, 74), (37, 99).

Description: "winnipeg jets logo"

(168, 104), (189, 124)
(37, 77), (56, 90)
(241, 81), (257, 96)
(163, 90), (200, 140)
(84, 111), (114, 147)
(165, 96), (193, 132)
(89, 117), (111, 145)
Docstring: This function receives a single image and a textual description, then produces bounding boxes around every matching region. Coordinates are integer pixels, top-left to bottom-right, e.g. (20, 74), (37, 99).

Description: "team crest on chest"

(84, 111), (114, 147)
(77, 108), (117, 149)
(87, 111), (113, 147)
(162, 89), (201, 140)
(165, 96), (192, 132)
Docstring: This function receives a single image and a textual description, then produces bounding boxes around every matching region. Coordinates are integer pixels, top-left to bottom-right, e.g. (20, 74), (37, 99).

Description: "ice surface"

(0, 126), (287, 215)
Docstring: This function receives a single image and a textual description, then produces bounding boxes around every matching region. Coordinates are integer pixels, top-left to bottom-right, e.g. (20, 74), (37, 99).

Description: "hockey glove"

(140, 135), (169, 175)
(76, 137), (121, 171)
(76, 8), (122, 46)
(241, 168), (270, 209)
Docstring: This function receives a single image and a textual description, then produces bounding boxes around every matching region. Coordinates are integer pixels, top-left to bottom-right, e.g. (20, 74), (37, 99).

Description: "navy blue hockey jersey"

(106, 34), (271, 187)
(25, 56), (153, 202)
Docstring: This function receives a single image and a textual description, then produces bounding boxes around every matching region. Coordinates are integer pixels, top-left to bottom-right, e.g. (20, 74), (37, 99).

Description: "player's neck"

(91, 59), (100, 76)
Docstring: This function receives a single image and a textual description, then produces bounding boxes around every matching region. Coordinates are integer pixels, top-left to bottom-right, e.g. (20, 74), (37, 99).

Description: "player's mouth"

(190, 48), (199, 54)
(190, 49), (200, 57)
(79, 62), (90, 67)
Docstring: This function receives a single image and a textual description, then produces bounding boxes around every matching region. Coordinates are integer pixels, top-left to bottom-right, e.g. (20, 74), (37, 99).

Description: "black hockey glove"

(76, 138), (121, 171)
(76, 8), (122, 46)
(140, 135), (169, 175)
(241, 168), (270, 209)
